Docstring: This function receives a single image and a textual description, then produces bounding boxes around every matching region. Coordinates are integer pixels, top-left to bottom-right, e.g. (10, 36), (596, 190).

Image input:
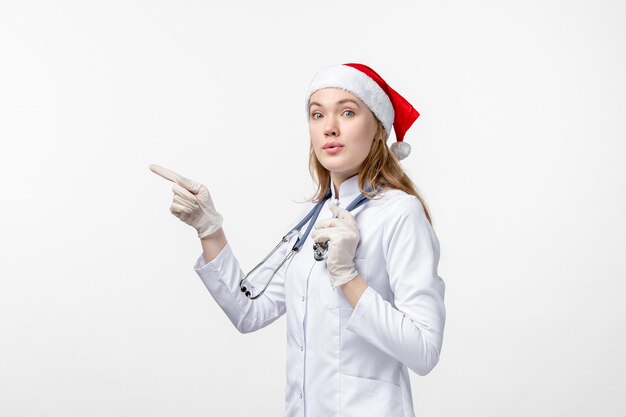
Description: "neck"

(330, 171), (358, 199)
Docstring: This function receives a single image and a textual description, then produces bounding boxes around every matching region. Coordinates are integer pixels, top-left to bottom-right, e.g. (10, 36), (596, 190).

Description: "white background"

(1, 1), (625, 416)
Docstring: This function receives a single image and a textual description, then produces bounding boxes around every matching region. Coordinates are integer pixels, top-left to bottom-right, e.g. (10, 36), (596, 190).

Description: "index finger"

(149, 164), (180, 183)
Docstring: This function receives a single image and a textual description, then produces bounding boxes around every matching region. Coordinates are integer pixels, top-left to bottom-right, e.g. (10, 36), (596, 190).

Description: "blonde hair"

(306, 118), (434, 226)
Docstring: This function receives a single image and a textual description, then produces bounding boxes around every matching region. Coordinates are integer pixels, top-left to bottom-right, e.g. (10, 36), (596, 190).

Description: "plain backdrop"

(1, 1), (625, 416)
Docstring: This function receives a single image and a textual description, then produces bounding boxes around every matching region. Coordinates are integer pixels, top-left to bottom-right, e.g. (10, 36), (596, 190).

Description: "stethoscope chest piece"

(313, 241), (328, 261)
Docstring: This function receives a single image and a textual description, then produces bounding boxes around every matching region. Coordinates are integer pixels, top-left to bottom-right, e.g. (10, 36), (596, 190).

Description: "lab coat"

(193, 174), (446, 417)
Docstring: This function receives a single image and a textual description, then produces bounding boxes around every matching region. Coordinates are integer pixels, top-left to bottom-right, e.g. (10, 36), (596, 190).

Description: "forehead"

(309, 87), (363, 106)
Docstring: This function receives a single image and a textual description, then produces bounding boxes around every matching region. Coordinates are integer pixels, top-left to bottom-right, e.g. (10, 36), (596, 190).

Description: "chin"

(320, 160), (346, 171)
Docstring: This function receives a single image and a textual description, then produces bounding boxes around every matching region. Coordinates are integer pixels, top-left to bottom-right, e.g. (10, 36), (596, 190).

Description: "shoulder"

(371, 189), (434, 242)
(370, 188), (425, 218)
(375, 190), (439, 251)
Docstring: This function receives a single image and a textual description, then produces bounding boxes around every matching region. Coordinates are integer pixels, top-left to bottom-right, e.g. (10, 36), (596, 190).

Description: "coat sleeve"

(193, 204), (310, 334)
(344, 195), (446, 376)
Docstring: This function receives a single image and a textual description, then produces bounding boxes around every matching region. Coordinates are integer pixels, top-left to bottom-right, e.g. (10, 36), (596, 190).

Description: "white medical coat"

(193, 175), (446, 417)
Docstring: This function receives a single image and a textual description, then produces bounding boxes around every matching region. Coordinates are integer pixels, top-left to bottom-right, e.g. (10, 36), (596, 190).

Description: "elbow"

(236, 325), (252, 334)
(234, 319), (258, 334)
(231, 305), (286, 334)
(410, 314), (445, 376)
(229, 315), (257, 334)
(409, 341), (442, 376)
(414, 354), (440, 376)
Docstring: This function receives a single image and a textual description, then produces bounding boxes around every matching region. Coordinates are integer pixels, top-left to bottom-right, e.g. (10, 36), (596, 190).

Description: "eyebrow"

(309, 99), (361, 109)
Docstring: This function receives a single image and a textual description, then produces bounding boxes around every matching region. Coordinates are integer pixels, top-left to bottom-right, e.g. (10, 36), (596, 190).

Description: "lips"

(323, 142), (344, 149)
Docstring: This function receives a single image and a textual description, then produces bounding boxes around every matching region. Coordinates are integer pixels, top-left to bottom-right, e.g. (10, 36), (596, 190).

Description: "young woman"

(150, 63), (446, 417)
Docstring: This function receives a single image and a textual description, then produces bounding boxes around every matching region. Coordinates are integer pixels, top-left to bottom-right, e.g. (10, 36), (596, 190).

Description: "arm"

(193, 205), (311, 334)
(344, 196), (446, 376)
(149, 163), (287, 334)
(194, 234), (289, 334)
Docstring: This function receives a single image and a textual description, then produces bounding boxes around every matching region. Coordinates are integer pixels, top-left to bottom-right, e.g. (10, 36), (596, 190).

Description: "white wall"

(1, 0), (625, 415)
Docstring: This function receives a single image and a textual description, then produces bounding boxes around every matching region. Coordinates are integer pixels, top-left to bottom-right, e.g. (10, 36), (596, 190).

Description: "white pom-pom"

(390, 141), (411, 160)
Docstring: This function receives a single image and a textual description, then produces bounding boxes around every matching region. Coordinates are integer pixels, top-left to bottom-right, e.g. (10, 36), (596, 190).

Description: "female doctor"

(150, 63), (446, 417)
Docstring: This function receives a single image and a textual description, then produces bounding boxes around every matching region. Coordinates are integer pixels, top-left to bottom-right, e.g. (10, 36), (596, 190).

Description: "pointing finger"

(149, 164), (180, 183)
(176, 174), (202, 193)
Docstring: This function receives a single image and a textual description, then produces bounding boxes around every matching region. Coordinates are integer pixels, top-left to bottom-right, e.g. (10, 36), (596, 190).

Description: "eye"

(343, 110), (355, 117)
(311, 112), (322, 120)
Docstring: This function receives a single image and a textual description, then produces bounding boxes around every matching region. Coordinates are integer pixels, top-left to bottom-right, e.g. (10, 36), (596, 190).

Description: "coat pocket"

(318, 258), (368, 309)
(340, 373), (403, 417)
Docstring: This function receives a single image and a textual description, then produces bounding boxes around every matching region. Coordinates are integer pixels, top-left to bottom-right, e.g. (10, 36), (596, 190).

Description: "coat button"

(299, 392), (303, 399)
(300, 345), (303, 351)
(301, 296), (305, 301)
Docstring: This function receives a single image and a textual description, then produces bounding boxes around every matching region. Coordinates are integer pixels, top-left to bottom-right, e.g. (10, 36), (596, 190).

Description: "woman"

(150, 63), (446, 417)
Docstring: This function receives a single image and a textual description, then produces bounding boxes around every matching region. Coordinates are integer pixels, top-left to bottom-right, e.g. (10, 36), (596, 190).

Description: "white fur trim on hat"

(305, 64), (395, 139)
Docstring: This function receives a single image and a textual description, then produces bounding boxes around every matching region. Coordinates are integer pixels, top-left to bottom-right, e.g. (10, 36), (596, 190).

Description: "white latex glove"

(310, 201), (361, 289)
(149, 164), (223, 239)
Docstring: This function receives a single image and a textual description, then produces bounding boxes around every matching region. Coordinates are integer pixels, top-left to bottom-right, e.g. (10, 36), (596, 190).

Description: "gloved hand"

(311, 201), (361, 289)
(149, 164), (223, 239)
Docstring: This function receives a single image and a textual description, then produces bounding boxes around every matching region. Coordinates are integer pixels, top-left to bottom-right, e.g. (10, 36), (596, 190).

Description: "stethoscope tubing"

(240, 185), (377, 299)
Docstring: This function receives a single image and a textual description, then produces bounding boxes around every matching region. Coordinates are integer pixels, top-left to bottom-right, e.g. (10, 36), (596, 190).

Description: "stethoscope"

(239, 185), (377, 300)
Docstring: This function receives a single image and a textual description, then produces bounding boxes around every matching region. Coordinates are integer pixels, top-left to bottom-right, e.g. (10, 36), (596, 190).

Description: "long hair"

(306, 118), (434, 226)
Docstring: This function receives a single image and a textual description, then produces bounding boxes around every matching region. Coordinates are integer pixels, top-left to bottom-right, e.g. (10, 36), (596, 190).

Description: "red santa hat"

(305, 63), (420, 160)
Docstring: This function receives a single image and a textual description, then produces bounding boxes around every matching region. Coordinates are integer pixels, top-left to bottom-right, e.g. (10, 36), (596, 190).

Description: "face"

(308, 88), (378, 183)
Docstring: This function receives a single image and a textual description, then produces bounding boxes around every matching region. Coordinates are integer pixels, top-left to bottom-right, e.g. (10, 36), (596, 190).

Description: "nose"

(324, 117), (339, 137)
